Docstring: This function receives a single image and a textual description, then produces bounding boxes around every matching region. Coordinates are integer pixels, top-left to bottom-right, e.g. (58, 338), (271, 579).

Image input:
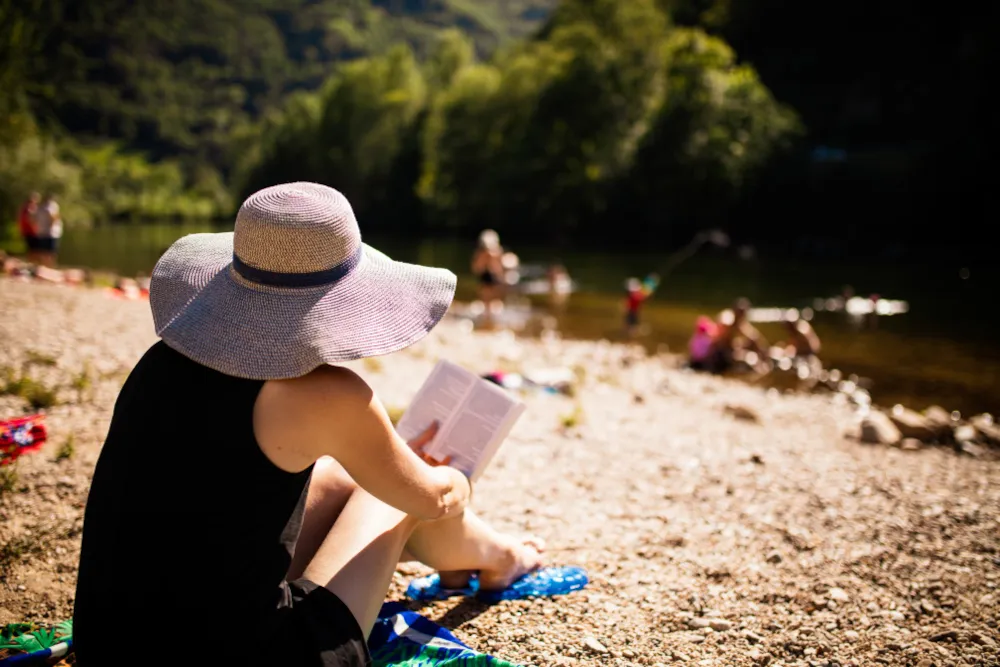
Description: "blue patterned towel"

(369, 602), (521, 666)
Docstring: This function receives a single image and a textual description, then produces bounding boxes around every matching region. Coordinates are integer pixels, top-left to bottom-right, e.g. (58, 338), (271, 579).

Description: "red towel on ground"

(1, 414), (47, 466)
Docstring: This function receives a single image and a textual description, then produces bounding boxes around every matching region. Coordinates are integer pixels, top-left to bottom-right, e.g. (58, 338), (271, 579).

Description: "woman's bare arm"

(254, 366), (471, 521)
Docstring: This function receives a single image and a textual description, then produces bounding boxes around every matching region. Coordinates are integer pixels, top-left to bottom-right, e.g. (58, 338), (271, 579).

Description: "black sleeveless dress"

(74, 341), (370, 666)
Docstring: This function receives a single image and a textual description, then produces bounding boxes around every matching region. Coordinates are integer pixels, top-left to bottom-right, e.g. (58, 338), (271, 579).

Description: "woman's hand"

(407, 421), (451, 466)
(407, 420), (472, 515)
(257, 368), (473, 521)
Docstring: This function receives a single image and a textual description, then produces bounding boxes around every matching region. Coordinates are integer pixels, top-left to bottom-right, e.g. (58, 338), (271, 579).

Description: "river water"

(55, 224), (998, 416)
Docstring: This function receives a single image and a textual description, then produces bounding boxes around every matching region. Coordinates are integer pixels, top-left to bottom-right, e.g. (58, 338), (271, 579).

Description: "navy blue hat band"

(232, 245), (363, 288)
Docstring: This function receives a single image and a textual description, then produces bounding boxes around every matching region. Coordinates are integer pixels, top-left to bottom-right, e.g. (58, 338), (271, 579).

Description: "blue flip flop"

(405, 566), (588, 603)
(405, 574), (480, 601)
(476, 566), (588, 603)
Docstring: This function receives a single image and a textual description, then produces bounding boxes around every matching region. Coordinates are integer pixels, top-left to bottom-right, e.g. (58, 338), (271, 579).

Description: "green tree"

(613, 28), (800, 236)
(420, 0), (669, 238)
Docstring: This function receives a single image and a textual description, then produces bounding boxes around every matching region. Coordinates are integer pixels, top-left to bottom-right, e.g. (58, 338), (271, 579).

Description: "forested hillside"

(2, 0), (994, 255)
(0, 0), (558, 224)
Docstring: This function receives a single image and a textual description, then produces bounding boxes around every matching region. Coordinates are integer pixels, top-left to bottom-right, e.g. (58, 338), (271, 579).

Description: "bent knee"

(312, 456), (357, 496)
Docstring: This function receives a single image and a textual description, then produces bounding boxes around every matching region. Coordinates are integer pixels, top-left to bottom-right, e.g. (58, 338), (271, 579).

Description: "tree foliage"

(246, 0), (797, 244)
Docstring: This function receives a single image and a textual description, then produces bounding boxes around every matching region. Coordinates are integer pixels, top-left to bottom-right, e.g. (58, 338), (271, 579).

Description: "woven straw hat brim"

(150, 232), (456, 380)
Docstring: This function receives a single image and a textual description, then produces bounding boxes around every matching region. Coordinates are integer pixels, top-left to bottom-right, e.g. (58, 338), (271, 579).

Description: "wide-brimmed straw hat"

(150, 182), (456, 380)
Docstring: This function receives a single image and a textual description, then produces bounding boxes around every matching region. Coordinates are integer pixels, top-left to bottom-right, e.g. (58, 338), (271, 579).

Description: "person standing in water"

(471, 229), (505, 325)
(623, 273), (659, 338)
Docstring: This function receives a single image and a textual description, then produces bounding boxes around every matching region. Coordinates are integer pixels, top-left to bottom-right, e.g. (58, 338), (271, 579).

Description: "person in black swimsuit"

(471, 229), (505, 324)
(74, 183), (544, 667)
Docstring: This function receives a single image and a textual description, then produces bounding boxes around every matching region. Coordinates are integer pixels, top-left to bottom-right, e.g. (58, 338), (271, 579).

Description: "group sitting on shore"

(688, 297), (822, 377)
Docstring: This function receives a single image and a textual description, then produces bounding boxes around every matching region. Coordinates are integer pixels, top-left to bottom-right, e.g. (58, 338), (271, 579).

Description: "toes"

(523, 536), (546, 553)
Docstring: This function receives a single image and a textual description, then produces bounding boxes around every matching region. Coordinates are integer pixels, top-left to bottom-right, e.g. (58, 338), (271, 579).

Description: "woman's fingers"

(407, 420), (440, 450)
(418, 452), (451, 466)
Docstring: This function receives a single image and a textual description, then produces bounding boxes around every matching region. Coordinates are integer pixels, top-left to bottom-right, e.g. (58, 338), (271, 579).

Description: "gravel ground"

(1, 278), (998, 666)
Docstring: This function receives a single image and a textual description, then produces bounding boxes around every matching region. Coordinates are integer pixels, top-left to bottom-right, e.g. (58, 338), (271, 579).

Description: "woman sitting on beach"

(74, 183), (544, 666)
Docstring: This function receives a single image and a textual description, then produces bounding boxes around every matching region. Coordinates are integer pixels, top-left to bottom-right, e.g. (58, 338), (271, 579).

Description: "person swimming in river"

(470, 229), (506, 324)
(623, 273), (659, 338)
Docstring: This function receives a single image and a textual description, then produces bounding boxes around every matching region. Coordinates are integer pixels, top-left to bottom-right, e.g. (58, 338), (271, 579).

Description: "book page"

(396, 360), (524, 480)
(428, 382), (521, 477)
(394, 361), (477, 443)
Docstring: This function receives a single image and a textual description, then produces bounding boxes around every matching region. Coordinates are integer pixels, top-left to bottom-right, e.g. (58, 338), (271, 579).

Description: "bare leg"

(287, 456), (357, 581)
(403, 509), (543, 590)
(291, 458), (543, 603)
(302, 487), (419, 637)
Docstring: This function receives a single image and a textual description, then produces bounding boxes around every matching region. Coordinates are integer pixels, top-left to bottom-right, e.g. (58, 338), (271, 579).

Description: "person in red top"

(623, 273), (659, 338)
(18, 192), (41, 263)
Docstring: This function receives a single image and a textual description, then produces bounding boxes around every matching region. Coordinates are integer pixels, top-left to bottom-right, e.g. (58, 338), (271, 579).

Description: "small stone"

(922, 405), (953, 433)
(860, 411), (901, 444)
(16, 584), (26, 591)
(970, 632), (996, 647)
(766, 551), (782, 564)
(971, 413), (1000, 445)
(953, 424), (976, 442)
(688, 617), (712, 629)
(889, 406), (942, 441)
(624, 649), (636, 659)
(844, 630), (860, 640)
(582, 637), (608, 653)
(916, 660), (933, 667)
(828, 587), (850, 602)
(708, 619), (733, 632)
(744, 631), (763, 644)
(929, 629), (958, 642)
(724, 404), (760, 422)
(888, 611), (905, 623)
(900, 438), (922, 451)
(958, 441), (985, 457)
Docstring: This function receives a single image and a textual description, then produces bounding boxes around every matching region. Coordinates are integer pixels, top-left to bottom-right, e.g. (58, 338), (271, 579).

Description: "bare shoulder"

(258, 365), (378, 425)
(288, 365), (371, 400)
(254, 366), (378, 471)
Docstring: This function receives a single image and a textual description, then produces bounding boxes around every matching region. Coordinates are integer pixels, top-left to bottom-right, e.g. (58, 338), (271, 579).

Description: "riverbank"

(1, 279), (998, 666)
(11, 226), (1000, 415)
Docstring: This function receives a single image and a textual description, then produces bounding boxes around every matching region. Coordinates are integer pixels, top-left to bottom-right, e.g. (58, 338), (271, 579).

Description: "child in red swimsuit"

(623, 273), (659, 337)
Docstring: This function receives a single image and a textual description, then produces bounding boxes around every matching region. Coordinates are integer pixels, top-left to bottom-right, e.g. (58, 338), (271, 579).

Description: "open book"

(394, 360), (526, 481)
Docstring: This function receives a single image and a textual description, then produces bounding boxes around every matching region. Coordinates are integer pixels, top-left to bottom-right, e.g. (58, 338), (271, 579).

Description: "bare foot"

(438, 570), (474, 589)
(479, 537), (545, 590)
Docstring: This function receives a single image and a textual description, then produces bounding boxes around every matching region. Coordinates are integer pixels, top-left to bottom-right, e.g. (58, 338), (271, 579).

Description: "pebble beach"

(1, 278), (998, 666)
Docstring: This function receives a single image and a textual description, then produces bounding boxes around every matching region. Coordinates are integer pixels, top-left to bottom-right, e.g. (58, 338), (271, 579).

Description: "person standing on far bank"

(33, 194), (62, 268)
(18, 192), (41, 264)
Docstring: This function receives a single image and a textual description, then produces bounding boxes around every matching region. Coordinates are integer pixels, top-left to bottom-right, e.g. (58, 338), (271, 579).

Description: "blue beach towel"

(370, 602), (521, 667)
(0, 605), (522, 666)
